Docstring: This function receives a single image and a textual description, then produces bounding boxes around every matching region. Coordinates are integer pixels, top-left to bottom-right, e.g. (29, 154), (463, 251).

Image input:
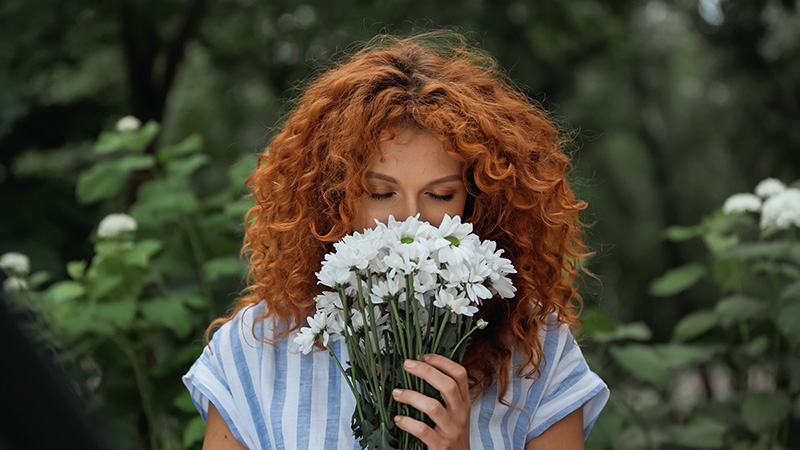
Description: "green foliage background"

(1, 0), (799, 448)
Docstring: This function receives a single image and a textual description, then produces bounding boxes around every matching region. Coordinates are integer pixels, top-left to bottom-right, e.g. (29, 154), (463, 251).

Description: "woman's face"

(352, 127), (469, 231)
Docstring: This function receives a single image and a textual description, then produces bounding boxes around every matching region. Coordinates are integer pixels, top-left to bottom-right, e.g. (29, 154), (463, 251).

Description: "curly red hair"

(209, 31), (590, 402)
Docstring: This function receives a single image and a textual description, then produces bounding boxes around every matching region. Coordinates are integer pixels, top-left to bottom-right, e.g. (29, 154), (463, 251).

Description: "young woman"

(184, 32), (608, 450)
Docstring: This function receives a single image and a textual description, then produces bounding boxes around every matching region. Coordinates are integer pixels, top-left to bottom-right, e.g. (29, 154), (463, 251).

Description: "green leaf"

(673, 310), (717, 342)
(43, 281), (85, 303)
(183, 416), (206, 448)
(203, 257), (245, 282)
(76, 155), (155, 204)
(28, 271), (51, 289)
(741, 391), (792, 433)
(781, 282), (800, 303)
(721, 241), (795, 260)
(86, 273), (123, 301)
(714, 296), (766, 327)
(776, 297), (800, 345)
(703, 232), (739, 254)
(664, 225), (704, 242)
(579, 307), (617, 335)
(158, 134), (203, 162)
(94, 121), (160, 154)
(166, 154), (210, 179)
(94, 298), (137, 331)
(737, 336), (769, 358)
(59, 305), (115, 336)
(130, 180), (199, 224)
(591, 322), (652, 344)
(66, 260), (87, 281)
(657, 344), (717, 367)
(76, 162), (128, 204)
(140, 298), (193, 338)
(124, 239), (163, 268)
(609, 344), (671, 389)
(173, 390), (197, 413)
(666, 416), (727, 449)
(650, 263), (706, 297)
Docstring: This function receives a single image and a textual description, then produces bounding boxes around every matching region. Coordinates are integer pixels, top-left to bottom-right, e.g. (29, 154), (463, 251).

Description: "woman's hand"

(392, 354), (471, 450)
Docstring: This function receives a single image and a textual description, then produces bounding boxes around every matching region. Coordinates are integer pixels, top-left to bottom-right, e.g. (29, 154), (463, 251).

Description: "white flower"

(760, 188), (800, 230)
(370, 275), (403, 303)
(3, 277), (28, 292)
(754, 178), (786, 198)
(476, 319), (488, 329)
(314, 291), (343, 313)
(293, 310), (342, 354)
(97, 213), (137, 238)
(433, 288), (478, 317)
(437, 214), (473, 243)
(722, 193), (762, 214)
(293, 328), (317, 354)
(115, 115), (142, 132)
(0, 252), (30, 276)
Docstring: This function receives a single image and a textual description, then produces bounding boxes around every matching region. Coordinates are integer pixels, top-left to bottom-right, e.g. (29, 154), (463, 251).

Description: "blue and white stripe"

(183, 302), (608, 449)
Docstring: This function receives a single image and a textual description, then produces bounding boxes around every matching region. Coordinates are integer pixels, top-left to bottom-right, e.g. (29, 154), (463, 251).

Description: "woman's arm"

(524, 407), (584, 450)
(203, 402), (249, 450)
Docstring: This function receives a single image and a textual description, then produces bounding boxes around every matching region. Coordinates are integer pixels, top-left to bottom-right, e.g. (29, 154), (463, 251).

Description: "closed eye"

(371, 192), (395, 200)
(427, 193), (454, 201)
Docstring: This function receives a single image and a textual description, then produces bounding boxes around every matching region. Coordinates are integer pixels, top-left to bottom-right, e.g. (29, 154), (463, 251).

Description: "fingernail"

(404, 359), (418, 369)
(392, 388), (402, 397)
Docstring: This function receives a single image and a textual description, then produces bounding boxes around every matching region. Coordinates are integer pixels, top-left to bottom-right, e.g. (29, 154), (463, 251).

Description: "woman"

(184, 32), (608, 450)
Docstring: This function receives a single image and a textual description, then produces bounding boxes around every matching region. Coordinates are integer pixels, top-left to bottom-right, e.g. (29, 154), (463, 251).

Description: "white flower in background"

(0, 252), (30, 276)
(115, 115), (142, 132)
(97, 213), (137, 238)
(3, 276), (28, 292)
(754, 177), (786, 198)
(722, 193), (762, 215)
(760, 188), (800, 230)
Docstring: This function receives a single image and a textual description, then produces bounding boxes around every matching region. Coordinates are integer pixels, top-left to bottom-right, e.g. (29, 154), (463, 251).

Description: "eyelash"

(370, 193), (454, 202)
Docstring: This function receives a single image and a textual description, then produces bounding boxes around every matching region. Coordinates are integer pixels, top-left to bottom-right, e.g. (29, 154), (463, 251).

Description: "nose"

(398, 197), (421, 222)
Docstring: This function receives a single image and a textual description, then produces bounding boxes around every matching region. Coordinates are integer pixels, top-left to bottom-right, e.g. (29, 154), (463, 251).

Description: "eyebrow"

(365, 172), (462, 187)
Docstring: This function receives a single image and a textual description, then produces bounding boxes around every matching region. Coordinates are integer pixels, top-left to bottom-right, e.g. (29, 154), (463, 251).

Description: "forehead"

(369, 127), (462, 176)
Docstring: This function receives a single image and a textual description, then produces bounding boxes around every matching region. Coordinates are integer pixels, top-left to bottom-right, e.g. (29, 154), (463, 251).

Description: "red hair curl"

(209, 31), (591, 402)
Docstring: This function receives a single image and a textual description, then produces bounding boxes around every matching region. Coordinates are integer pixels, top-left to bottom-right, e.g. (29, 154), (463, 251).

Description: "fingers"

(421, 354), (470, 403)
(402, 356), (469, 407)
(393, 413), (442, 449)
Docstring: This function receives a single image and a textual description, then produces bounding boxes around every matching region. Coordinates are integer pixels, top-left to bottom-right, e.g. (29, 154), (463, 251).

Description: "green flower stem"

(327, 345), (365, 424)
(431, 310), (451, 354)
(355, 274), (391, 427)
(449, 317), (479, 361)
(389, 301), (414, 392)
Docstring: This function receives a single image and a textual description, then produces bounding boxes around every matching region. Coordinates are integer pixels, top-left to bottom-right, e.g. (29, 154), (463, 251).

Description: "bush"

(2, 118), (256, 450)
(585, 179), (800, 449)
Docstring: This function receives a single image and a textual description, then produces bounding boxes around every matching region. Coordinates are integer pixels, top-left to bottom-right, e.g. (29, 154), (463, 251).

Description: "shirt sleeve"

(182, 303), (269, 450)
(525, 319), (609, 442)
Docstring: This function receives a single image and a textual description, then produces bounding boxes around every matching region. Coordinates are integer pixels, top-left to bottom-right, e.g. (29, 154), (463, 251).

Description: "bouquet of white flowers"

(294, 215), (516, 450)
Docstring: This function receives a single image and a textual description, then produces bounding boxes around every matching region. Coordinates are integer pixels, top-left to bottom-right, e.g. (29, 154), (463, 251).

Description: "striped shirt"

(183, 302), (608, 449)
